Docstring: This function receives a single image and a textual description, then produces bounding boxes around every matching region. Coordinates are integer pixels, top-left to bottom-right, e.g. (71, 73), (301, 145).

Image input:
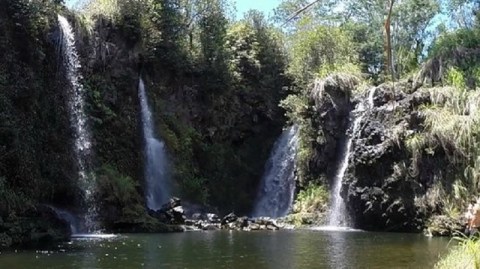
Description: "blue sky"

(65, 0), (280, 17)
(234, 0), (279, 17)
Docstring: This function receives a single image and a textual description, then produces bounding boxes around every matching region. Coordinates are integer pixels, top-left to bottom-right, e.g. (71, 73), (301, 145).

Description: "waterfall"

(138, 78), (171, 210)
(253, 125), (299, 218)
(57, 15), (97, 232)
(328, 88), (376, 227)
(49, 206), (80, 234)
(368, 87), (377, 108)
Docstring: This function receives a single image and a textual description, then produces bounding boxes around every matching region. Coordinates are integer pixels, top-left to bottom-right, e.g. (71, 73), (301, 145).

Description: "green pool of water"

(0, 229), (451, 269)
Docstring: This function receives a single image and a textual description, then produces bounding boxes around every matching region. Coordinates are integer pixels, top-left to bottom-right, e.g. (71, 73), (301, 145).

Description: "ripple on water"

(307, 226), (363, 232)
(71, 234), (118, 239)
(0, 231), (450, 269)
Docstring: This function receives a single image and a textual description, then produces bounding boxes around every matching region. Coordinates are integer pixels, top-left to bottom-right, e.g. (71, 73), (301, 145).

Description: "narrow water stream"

(328, 88), (377, 227)
(138, 78), (171, 210)
(57, 15), (97, 232)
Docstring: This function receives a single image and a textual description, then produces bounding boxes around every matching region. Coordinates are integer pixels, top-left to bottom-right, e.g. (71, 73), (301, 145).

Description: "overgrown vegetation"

(285, 183), (329, 226)
(435, 236), (480, 269)
(96, 165), (146, 224)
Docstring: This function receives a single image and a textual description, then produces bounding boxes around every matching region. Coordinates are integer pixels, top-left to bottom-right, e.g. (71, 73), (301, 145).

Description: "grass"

(435, 235), (480, 269)
(310, 73), (360, 103)
(407, 84), (480, 201)
(408, 77), (480, 224)
(422, 86), (480, 190)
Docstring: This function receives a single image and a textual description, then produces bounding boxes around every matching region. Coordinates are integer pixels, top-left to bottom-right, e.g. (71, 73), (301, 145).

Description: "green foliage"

(96, 165), (146, 221)
(285, 183), (329, 226)
(97, 165), (138, 203)
(436, 235), (480, 269)
(411, 86), (480, 217)
(288, 18), (359, 88)
(0, 177), (32, 216)
(280, 93), (318, 183)
(446, 67), (466, 88)
(430, 29), (480, 58)
(84, 75), (117, 125)
(79, 0), (147, 21)
(426, 27), (480, 88)
(157, 115), (210, 205)
(293, 183), (329, 214)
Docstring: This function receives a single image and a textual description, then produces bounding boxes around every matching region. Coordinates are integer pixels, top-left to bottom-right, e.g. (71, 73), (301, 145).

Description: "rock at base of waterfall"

(149, 197), (186, 225)
(184, 213), (280, 231)
(425, 215), (463, 237)
(0, 205), (71, 250)
(162, 197), (181, 210)
(207, 213), (221, 223)
(221, 213), (238, 225)
(250, 223), (261, 230)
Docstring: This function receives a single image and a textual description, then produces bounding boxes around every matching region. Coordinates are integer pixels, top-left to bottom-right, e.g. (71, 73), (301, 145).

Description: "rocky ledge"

(148, 198), (292, 232)
(0, 205), (70, 250)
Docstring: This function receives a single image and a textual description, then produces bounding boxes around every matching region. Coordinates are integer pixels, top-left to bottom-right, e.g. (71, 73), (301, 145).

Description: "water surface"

(0, 230), (450, 269)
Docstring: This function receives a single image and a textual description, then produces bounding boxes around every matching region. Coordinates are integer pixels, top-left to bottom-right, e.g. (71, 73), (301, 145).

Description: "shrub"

(293, 183), (329, 214)
(96, 165), (146, 221)
(445, 67), (466, 88)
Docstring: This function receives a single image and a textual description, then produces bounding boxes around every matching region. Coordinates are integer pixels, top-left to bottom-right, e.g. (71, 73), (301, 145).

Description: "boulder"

(206, 213), (221, 223)
(149, 197), (186, 225)
(161, 197), (181, 211)
(202, 223), (220, 231)
(250, 223), (260, 230)
(267, 224), (279, 231)
(426, 215), (463, 236)
(237, 217), (249, 228)
(221, 213), (238, 225)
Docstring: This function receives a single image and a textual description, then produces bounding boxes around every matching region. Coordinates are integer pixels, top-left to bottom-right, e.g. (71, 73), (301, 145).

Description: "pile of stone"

(185, 212), (282, 231)
(149, 198), (290, 232)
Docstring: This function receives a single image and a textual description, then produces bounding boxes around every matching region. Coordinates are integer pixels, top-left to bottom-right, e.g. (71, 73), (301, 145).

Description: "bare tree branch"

(282, 0), (322, 26)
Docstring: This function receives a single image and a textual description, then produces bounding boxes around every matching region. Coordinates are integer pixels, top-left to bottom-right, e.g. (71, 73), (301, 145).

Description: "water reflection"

(325, 231), (352, 269)
(0, 231), (450, 269)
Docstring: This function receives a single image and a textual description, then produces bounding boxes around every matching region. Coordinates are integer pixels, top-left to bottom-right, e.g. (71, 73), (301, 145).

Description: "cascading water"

(49, 206), (80, 234)
(368, 87), (377, 108)
(57, 15), (97, 232)
(138, 78), (171, 210)
(328, 88), (376, 227)
(253, 125), (299, 218)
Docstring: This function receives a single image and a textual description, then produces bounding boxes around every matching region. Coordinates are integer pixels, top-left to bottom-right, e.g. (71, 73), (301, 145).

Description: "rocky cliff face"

(344, 83), (432, 232)
(305, 74), (458, 232)
(300, 74), (357, 185)
(0, 1), (76, 247)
